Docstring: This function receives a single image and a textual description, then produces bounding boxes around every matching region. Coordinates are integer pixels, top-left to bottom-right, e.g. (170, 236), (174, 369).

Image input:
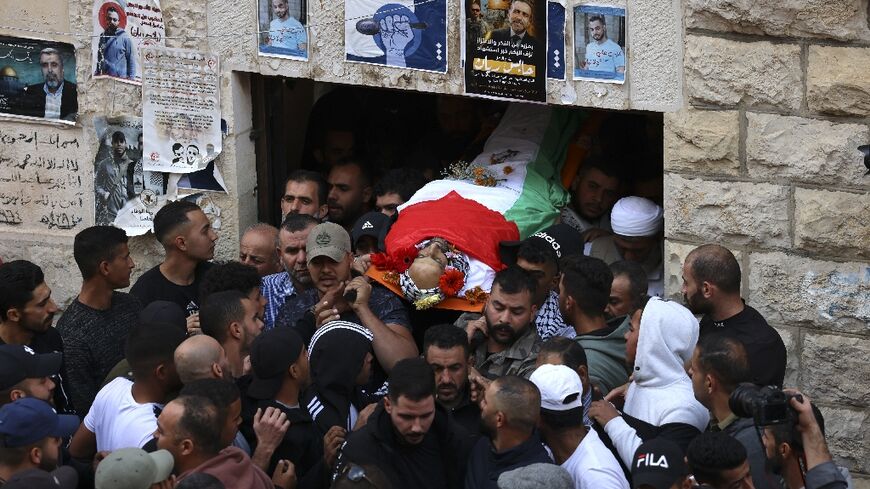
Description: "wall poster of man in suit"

(463, 0), (547, 102)
(0, 36), (78, 124)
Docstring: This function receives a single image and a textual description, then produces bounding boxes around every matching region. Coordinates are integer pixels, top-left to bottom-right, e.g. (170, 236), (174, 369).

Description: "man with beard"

(200, 290), (264, 379)
(606, 260), (648, 320)
(0, 345), (60, 408)
(327, 159), (372, 231)
(560, 158), (622, 242)
(458, 266), (540, 380)
(280, 170), (329, 220)
(681, 244), (786, 387)
(579, 15), (625, 75)
(423, 324), (480, 434)
(94, 6), (136, 79)
(262, 214), (319, 330)
(95, 131), (134, 224)
(0, 398), (79, 484)
(23, 48), (77, 121)
(487, 0), (545, 94)
(0, 261), (68, 413)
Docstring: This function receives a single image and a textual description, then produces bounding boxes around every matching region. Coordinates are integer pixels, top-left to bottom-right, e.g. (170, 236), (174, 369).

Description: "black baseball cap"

(632, 438), (688, 489)
(248, 328), (305, 400)
(499, 223), (583, 266)
(0, 398), (80, 448)
(0, 345), (62, 390)
(4, 467), (78, 489)
(350, 211), (390, 253)
(139, 301), (187, 332)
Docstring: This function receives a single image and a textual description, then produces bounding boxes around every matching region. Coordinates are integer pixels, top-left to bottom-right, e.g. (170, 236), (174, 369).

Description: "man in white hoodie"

(588, 297), (709, 467)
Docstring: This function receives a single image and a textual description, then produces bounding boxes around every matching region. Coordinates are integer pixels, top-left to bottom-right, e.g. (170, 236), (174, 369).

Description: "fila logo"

(362, 221), (374, 230)
(636, 453), (669, 469)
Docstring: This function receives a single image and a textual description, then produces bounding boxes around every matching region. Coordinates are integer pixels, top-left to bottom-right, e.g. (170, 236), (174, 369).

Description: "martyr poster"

(90, 0), (166, 85)
(0, 36), (78, 124)
(573, 4), (626, 83)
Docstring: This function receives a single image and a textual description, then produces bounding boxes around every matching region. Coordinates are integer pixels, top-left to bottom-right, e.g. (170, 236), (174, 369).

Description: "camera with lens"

(728, 383), (803, 426)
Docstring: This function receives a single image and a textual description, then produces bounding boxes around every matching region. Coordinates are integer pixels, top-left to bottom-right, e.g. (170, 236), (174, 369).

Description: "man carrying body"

(372, 168), (427, 217)
(239, 223), (282, 277)
(423, 324), (480, 434)
(262, 214), (319, 330)
(95, 131), (134, 224)
(23, 48), (77, 121)
(580, 15), (625, 75)
(560, 158), (622, 242)
(681, 244), (787, 388)
(266, 0), (308, 54)
(94, 6), (136, 79)
(279, 170), (328, 221)
(327, 159), (372, 231)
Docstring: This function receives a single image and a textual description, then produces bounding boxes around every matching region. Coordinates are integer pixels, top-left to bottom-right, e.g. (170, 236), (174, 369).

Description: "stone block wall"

(666, 0), (870, 477)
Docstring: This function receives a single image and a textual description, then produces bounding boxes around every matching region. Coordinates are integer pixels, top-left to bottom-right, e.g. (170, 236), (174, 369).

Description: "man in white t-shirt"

(68, 321), (186, 456)
(530, 364), (628, 489)
(266, 0), (307, 53)
(580, 15), (625, 74)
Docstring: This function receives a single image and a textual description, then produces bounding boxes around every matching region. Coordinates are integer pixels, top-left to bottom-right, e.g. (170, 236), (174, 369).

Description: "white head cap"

(610, 196), (663, 237)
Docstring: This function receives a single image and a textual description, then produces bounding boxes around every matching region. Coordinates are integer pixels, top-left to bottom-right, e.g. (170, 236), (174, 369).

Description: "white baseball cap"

(529, 364), (583, 411)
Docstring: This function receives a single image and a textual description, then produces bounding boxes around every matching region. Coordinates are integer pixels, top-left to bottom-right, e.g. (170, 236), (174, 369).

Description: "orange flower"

(464, 286), (488, 305)
(473, 167), (485, 177)
(503, 166), (514, 175)
(439, 269), (465, 297)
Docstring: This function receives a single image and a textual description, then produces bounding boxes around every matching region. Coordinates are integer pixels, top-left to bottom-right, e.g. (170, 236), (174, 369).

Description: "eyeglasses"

(341, 463), (376, 485)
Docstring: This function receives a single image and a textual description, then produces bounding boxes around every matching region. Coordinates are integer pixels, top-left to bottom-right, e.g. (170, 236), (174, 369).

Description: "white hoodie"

(604, 297), (710, 466)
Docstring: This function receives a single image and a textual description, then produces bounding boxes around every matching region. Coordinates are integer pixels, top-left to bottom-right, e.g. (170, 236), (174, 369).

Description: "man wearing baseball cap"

(631, 438), (692, 489)
(529, 364), (628, 489)
(350, 211), (390, 256)
(95, 447), (174, 489)
(0, 345), (61, 407)
(0, 398), (80, 484)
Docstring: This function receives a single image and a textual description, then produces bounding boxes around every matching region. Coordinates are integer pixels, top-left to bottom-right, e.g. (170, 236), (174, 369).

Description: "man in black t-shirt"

(681, 244), (787, 387)
(0, 260), (70, 413)
(130, 200), (217, 334)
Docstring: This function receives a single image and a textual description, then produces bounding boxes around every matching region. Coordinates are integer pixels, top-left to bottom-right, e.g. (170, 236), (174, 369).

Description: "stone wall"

(665, 0), (870, 478)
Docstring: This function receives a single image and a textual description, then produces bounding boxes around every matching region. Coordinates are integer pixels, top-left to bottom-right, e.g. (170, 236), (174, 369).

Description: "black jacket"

(465, 431), (553, 489)
(23, 82), (78, 120)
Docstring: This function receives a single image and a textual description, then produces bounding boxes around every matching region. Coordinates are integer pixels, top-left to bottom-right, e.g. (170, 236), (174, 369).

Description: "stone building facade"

(0, 0), (867, 481)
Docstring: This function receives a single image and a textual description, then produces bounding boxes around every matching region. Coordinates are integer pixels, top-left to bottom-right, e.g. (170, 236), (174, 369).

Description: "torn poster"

(91, 0), (166, 85)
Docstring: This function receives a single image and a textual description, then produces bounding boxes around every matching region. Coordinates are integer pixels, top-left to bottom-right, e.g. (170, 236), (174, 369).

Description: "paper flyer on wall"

(90, 0), (166, 85)
(573, 4), (626, 84)
(257, 0), (309, 60)
(547, 1), (565, 80)
(463, 0), (547, 102)
(141, 47), (222, 174)
(345, 0), (447, 73)
(93, 116), (172, 234)
(0, 36), (79, 124)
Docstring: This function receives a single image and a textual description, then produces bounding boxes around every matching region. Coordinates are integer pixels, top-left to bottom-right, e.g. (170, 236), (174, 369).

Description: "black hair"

(516, 240), (558, 271)
(0, 260), (45, 322)
(73, 226), (129, 280)
(111, 131), (125, 143)
(609, 260), (649, 311)
(331, 157), (372, 188)
(540, 407), (584, 430)
(388, 357), (436, 402)
(687, 244), (741, 294)
(423, 324), (470, 356)
(199, 261), (261, 302)
(491, 376), (540, 433)
(539, 337), (588, 370)
(180, 379), (240, 429)
(687, 432), (747, 487)
(579, 154), (622, 180)
(373, 168), (427, 201)
(285, 169), (329, 207)
(172, 143), (184, 152)
(696, 334), (751, 393)
(176, 473), (226, 489)
(588, 14), (606, 25)
(174, 395), (223, 456)
(199, 290), (247, 344)
(153, 200), (201, 246)
(560, 256), (612, 318)
(491, 266), (538, 299)
(126, 321), (186, 380)
(280, 212), (320, 234)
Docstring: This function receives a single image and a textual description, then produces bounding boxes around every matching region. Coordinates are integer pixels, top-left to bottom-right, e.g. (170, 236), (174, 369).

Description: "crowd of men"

(0, 128), (852, 489)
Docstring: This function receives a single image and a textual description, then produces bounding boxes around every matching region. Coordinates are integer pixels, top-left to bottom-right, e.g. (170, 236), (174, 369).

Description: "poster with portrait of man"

(257, 0), (308, 60)
(90, 0), (166, 85)
(463, 0), (547, 102)
(0, 36), (78, 124)
(573, 4), (626, 83)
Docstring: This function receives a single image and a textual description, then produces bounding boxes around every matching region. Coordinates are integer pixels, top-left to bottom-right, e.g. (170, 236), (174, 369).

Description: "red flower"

(439, 269), (465, 297)
(392, 246), (418, 273)
(370, 252), (391, 270)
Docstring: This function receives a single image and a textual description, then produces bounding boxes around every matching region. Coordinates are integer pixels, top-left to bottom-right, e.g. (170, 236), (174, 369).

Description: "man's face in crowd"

(374, 192), (403, 217)
(613, 234), (656, 264)
(605, 273), (633, 319)
(483, 283), (536, 346)
(239, 230), (279, 277)
(384, 394), (436, 446)
(508, 1), (532, 35)
(105, 10), (120, 33)
(308, 254), (352, 295)
(14, 282), (58, 333)
(277, 225), (315, 287)
(624, 307), (642, 367)
(687, 347), (711, 409)
(716, 460), (754, 489)
(318, 130), (355, 167)
(106, 242), (135, 289)
(282, 180), (325, 219)
(239, 297), (264, 353)
(271, 0), (289, 20)
(220, 399), (242, 448)
(354, 236), (379, 257)
(327, 164), (370, 226)
(36, 436), (62, 472)
(589, 19), (606, 42)
(112, 137), (126, 159)
(40, 53), (63, 91)
(573, 167), (619, 221)
(516, 256), (558, 308)
(13, 376), (56, 404)
(681, 259), (714, 315)
(180, 210), (218, 261)
(154, 401), (185, 467)
(425, 345), (469, 406)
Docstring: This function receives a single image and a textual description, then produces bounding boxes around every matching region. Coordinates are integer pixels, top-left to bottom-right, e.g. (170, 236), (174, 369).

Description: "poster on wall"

(93, 116), (170, 234)
(345, 0), (448, 73)
(463, 0), (547, 102)
(90, 0), (166, 85)
(141, 47), (222, 174)
(0, 36), (78, 124)
(257, 0), (308, 60)
(572, 4), (625, 83)
(547, 1), (565, 80)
